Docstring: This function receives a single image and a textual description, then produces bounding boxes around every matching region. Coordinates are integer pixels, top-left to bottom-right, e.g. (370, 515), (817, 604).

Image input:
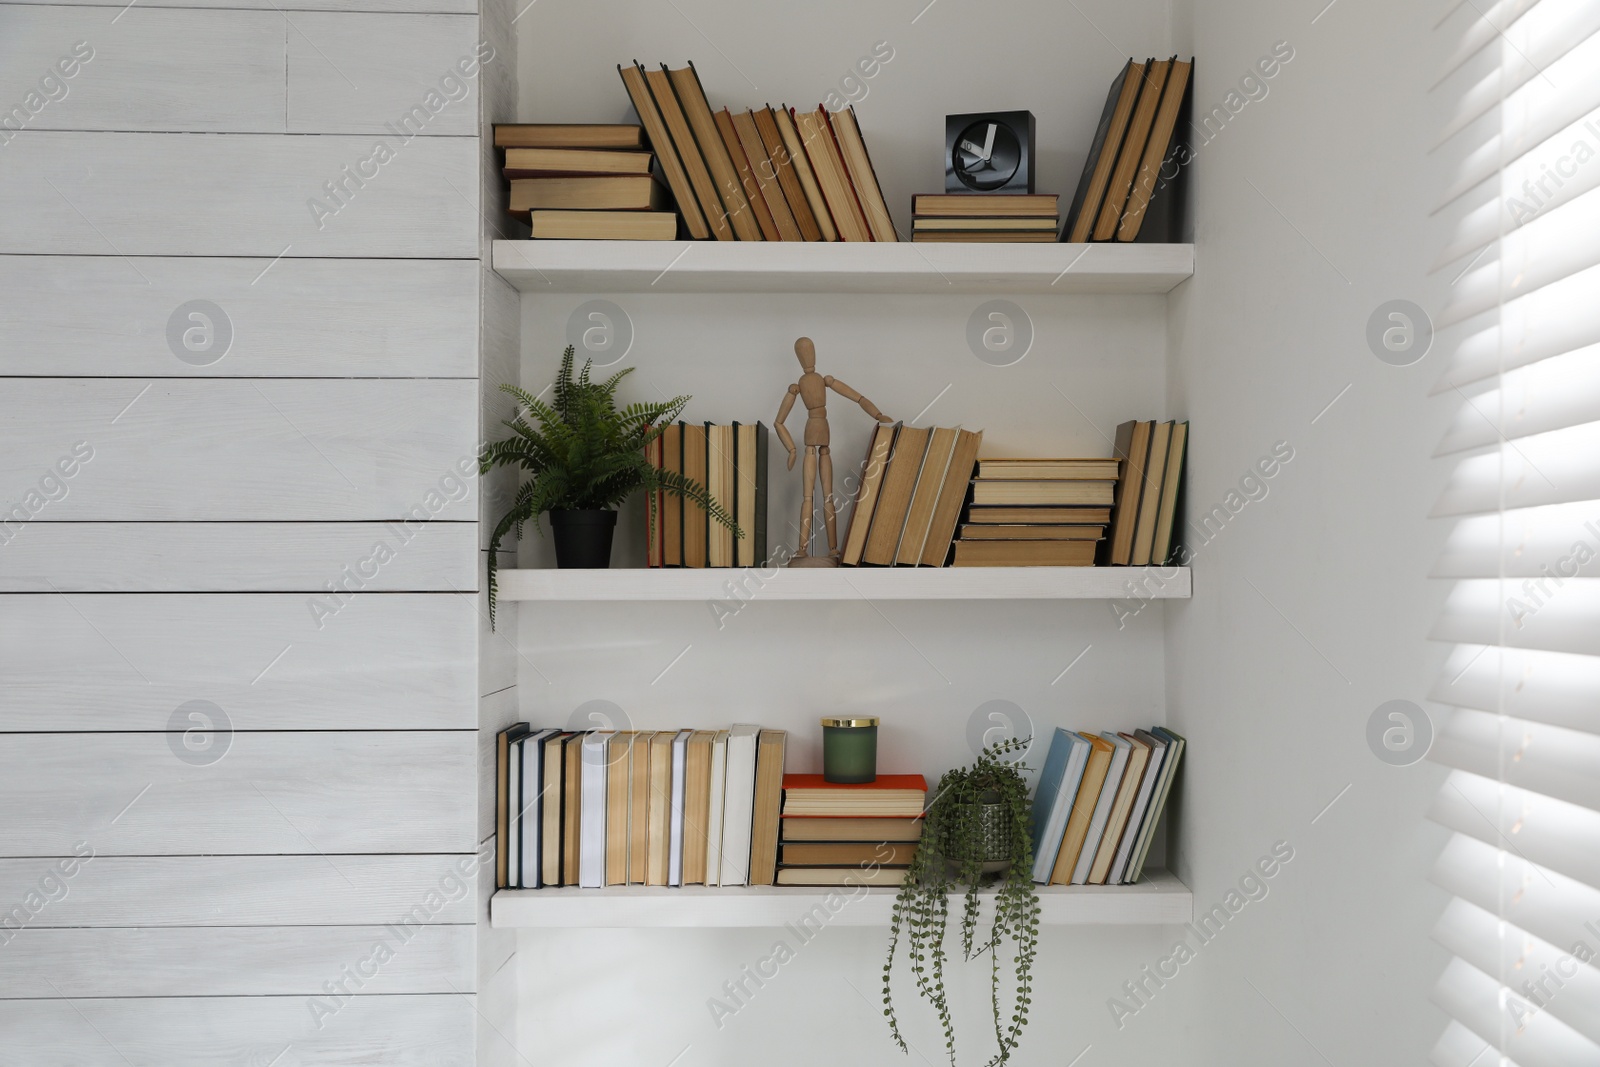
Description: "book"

(793, 107), (869, 241)
(662, 423), (683, 567)
(507, 733), (523, 887)
(781, 774), (929, 817)
(841, 421), (900, 566)
(1070, 732), (1131, 885)
(1088, 732), (1151, 884)
(912, 217), (1060, 231)
(605, 732), (633, 886)
(977, 458), (1121, 480)
(896, 427), (959, 565)
(735, 422), (768, 567)
(968, 506), (1111, 525)
(781, 816), (924, 841)
(541, 733), (570, 887)
(718, 724), (761, 886)
(496, 124), (645, 149)
(714, 107), (780, 240)
(913, 193), (1059, 217)
(780, 842), (918, 866)
(628, 731), (653, 883)
(970, 480), (1116, 506)
(579, 732), (610, 888)
(683, 730), (714, 885)
(646, 434), (664, 569)
(503, 147), (652, 178)
(666, 63), (762, 241)
(1105, 420), (1151, 565)
(682, 422), (709, 568)
(510, 176), (667, 214)
(1150, 421), (1188, 566)
(918, 429), (984, 566)
(495, 722), (530, 888)
(529, 211), (677, 241)
(1050, 733), (1113, 885)
(748, 729), (787, 885)
(615, 68), (708, 240)
(776, 866), (908, 887)
(705, 729), (730, 886)
(911, 231), (1057, 243)
(1029, 728), (1091, 883)
(958, 524), (1104, 541)
(1130, 421), (1173, 566)
(1065, 59), (1142, 243)
(831, 106), (897, 242)
(863, 425), (931, 565)
(772, 105), (836, 240)
(1119, 58), (1192, 240)
(952, 540), (1097, 566)
(668, 728), (692, 886)
(646, 730), (673, 886)
(707, 423), (735, 567)
(753, 106), (822, 241)
(636, 63), (728, 240)
(520, 729), (557, 888)
(1094, 59), (1171, 241)
(732, 109), (802, 241)
(561, 735), (581, 885)
(1109, 730), (1169, 884)
(1127, 726), (1185, 882)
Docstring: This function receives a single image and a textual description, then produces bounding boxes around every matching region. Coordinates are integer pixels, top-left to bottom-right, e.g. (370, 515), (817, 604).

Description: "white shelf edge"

(491, 870), (1191, 928)
(492, 240), (1194, 295)
(498, 565), (1190, 602)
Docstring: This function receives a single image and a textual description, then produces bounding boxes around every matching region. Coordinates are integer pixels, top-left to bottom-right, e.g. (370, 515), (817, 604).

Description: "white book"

(520, 729), (557, 889)
(579, 731), (611, 888)
(507, 736), (523, 888)
(718, 723), (761, 887)
(1109, 732), (1167, 884)
(668, 728), (691, 886)
(1071, 732), (1131, 885)
(704, 729), (730, 887)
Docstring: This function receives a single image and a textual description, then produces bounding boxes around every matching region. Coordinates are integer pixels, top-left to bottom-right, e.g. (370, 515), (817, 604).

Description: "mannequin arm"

(825, 376), (892, 423)
(775, 384), (800, 468)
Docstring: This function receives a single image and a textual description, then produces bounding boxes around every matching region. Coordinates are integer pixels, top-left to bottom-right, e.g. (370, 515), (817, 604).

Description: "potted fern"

(480, 347), (737, 619)
(882, 738), (1040, 1067)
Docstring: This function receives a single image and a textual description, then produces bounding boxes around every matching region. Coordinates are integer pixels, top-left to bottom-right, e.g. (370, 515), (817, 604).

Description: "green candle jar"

(821, 717), (879, 784)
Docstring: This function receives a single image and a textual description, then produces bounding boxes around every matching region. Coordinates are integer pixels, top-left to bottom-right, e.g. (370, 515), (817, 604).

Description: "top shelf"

(492, 240), (1195, 295)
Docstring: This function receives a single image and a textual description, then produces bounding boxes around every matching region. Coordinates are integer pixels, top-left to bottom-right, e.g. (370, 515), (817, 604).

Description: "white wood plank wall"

(0, 0), (490, 1060)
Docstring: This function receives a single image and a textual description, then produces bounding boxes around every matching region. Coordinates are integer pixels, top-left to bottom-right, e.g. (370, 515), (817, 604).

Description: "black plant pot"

(548, 509), (617, 569)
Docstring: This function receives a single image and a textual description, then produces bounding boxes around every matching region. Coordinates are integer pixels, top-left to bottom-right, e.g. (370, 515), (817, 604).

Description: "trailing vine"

(883, 738), (1041, 1067)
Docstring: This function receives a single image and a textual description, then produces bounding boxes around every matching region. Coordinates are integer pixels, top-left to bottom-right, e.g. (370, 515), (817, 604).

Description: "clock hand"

(980, 123), (997, 161)
(959, 139), (987, 158)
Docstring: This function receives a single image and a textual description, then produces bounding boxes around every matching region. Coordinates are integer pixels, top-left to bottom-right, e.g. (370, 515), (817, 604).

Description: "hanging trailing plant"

(882, 737), (1040, 1067)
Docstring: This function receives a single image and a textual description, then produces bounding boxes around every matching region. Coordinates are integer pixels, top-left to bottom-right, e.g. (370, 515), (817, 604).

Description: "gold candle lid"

(821, 717), (879, 728)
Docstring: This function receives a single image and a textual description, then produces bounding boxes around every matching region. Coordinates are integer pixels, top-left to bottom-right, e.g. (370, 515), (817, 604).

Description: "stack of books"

(841, 424), (984, 567)
(953, 457), (1121, 566)
(495, 722), (788, 889)
(645, 421), (769, 568)
(776, 774), (927, 886)
(910, 194), (1060, 243)
(1029, 726), (1185, 886)
(1063, 56), (1194, 243)
(618, 62), (896, 242)
(1103, 420), (1188, 566)
(497, 123), (678, 240)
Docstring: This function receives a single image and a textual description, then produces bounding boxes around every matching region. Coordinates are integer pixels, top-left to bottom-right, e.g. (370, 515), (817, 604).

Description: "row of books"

(1104, 419), (1188, 567)
(951, 457), (1120, 566)
(645, 422), (770, 568)
(911, 193), (1061, 244)
(774, 774), (927, 886)
(495, 723), (787, 889)
(841, 424), (983, 566)
(1030, 725), (1186, 886)
(1064, 56), (1194, 243)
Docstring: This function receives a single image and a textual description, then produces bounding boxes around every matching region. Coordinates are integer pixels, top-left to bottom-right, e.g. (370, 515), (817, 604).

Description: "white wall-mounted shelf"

(492, 240), (1194, 295)
(491, 870), (1190, 928)
(497, 566), (1190, 602)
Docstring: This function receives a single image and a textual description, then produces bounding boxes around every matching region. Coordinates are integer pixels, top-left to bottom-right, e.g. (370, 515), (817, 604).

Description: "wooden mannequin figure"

(775, 337), (893, 566)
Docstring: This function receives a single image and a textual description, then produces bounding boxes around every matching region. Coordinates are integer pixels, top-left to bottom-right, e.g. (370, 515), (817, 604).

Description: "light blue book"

(1029, 729), (1091, 883)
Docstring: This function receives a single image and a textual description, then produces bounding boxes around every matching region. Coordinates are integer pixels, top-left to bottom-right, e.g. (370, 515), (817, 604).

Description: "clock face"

(952, 120), (1021, 191)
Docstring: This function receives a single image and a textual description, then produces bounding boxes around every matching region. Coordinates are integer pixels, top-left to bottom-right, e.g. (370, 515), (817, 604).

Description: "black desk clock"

(945, 110), (1035, 193)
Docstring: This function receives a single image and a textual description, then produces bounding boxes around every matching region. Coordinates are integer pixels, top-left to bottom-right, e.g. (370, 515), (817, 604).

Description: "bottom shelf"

(490, 869), (1190, 928)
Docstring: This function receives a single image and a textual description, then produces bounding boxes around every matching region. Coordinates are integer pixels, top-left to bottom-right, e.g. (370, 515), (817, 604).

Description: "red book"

(781, 774), (928, 817)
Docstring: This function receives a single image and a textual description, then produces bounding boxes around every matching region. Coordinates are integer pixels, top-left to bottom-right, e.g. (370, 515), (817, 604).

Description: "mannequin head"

(794, 336), (816, 373)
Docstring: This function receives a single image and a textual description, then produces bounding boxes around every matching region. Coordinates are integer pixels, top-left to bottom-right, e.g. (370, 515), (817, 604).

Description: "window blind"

(1429, 1), (1600, 1064)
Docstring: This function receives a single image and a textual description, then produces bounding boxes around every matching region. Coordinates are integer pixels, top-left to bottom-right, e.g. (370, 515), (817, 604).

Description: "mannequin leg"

(798, 446), (818, 557)
(819, 446), (838, 557)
